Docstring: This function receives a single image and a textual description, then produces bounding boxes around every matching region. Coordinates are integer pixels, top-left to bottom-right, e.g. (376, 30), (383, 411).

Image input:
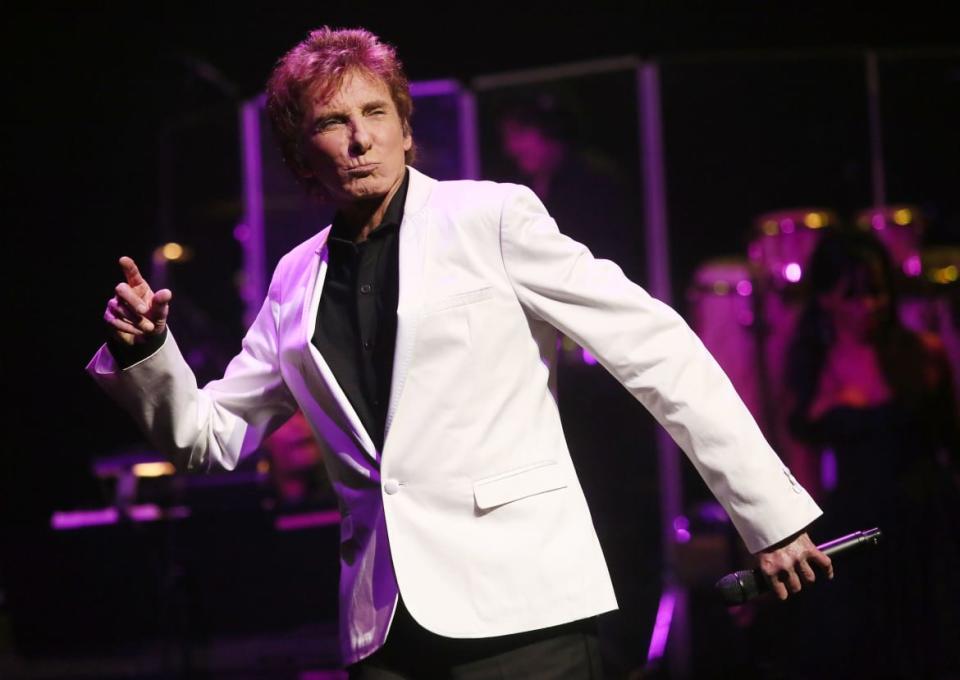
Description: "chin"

(349, 183), (390, 201)
(328, 179), (382, 202)
(359, 176), (398, 196)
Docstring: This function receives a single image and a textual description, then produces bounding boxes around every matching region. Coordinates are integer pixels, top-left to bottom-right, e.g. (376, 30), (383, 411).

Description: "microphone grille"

(716, 570), (762, 605)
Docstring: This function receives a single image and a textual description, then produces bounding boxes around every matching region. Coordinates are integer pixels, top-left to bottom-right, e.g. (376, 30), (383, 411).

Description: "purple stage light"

(903, 254), (922, 277)
(275, 509), (341, 532)
(51, 505), (190, 530)
(647, 588), (678, 663)
(672, 515), (691, 543)
(783, 262), (802, 283)
(821, 448), (838, 491)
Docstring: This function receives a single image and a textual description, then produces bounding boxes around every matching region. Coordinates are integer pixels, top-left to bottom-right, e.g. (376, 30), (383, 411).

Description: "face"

(300, 70), (412, 206)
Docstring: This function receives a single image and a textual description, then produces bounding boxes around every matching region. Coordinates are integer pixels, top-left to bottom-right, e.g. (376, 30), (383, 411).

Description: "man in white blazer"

(90, 27), (831, 678)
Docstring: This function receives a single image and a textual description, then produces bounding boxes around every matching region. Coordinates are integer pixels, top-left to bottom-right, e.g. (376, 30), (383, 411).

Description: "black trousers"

(347, 598), (603, 679)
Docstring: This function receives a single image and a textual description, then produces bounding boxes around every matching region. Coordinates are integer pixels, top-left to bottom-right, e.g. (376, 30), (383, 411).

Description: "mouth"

(345, 163), (378, 177)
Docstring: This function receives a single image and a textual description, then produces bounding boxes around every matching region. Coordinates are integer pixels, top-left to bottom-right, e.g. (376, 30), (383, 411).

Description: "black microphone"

(715, 528), (883, 606)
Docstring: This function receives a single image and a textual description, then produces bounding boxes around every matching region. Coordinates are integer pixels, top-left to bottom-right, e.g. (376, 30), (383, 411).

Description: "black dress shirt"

(312, 170), (409, 453)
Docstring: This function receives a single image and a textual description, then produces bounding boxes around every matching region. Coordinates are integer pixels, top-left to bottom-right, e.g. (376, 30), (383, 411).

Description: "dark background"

(2, 3), (957, 675)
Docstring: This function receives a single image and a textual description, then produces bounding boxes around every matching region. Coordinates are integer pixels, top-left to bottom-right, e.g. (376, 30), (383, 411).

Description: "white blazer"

(88, 166), (821, 665)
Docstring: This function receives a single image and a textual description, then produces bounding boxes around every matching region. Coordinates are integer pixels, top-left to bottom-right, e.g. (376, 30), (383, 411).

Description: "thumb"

(150, 289), (173, 328)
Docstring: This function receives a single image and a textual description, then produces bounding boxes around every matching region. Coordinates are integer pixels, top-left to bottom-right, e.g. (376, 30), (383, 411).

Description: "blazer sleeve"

(497, 183), (822, 553)
(86, 271), (297, 473)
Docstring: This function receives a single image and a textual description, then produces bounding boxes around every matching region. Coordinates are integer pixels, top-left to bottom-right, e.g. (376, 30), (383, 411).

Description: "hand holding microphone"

(716, 528), (882, 605)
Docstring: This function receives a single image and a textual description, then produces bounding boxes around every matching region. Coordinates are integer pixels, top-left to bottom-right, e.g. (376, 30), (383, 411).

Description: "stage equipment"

(749, 208), (839, 288)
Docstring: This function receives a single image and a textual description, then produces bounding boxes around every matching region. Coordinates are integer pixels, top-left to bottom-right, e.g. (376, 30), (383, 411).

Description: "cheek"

(303, 141), (341, 171)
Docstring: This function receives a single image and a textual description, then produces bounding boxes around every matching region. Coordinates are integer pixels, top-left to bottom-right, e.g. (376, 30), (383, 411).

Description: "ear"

(403, 128), (413, 152)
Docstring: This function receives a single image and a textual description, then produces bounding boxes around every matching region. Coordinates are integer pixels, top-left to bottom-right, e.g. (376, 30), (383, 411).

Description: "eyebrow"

(362, 99), (391, 112)
(313, 99), (392, 121)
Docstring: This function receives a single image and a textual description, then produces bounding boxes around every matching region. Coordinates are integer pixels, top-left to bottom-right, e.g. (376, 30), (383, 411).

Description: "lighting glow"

(893, 208), (912, 226)
(736, 280), (753, 296)
(712, 281), (731, 295)
(51, 505), (189, 530)
(275, 510), (341, 532)
(161, 242), (185, 261)
(902, 255), (922, 278)
(932, 265), (959, 284)
(821, 448), (838, 491)
(780, 218), (795, 234)
(132, 462), (176, 478)
(804, 212), (826, 229)
(581, 348), (598, 365)
(647, 588), (678, 662)
(762, 220), (779, 236)
(52, 508), (117, 530)
(673, 515), (691, 543)
(783, 262), (802, 283)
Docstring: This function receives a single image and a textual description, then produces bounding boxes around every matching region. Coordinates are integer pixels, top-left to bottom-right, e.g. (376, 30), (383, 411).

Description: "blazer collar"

(401, 166), (436, 220)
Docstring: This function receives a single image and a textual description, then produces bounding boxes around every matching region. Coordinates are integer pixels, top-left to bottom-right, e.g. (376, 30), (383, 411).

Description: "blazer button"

(383, 479), (400, 495)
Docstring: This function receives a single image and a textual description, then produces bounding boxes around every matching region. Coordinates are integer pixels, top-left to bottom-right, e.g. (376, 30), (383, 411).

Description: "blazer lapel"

(303, 235), (379, 462)
(384, 167), (437, 447)
(300, 167), (437, 463)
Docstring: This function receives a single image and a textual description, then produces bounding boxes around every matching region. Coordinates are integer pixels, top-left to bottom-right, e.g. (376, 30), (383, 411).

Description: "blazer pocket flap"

(424, 287), (494, 315)
(473, 461), (567, 510)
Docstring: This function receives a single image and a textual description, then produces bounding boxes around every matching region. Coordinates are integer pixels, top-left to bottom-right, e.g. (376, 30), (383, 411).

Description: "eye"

(314, 117), (344, 133)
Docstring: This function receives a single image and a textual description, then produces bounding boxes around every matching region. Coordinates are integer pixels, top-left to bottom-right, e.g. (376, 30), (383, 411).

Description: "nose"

(348, 119), (372, 156)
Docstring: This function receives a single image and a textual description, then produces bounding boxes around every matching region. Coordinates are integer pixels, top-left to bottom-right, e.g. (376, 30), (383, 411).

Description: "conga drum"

(855, 204), (924, 278)
(749, 208), (838, 288)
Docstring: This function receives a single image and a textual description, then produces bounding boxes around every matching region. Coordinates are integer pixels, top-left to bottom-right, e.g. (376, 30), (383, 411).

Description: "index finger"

(119, 256), (146, 288)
